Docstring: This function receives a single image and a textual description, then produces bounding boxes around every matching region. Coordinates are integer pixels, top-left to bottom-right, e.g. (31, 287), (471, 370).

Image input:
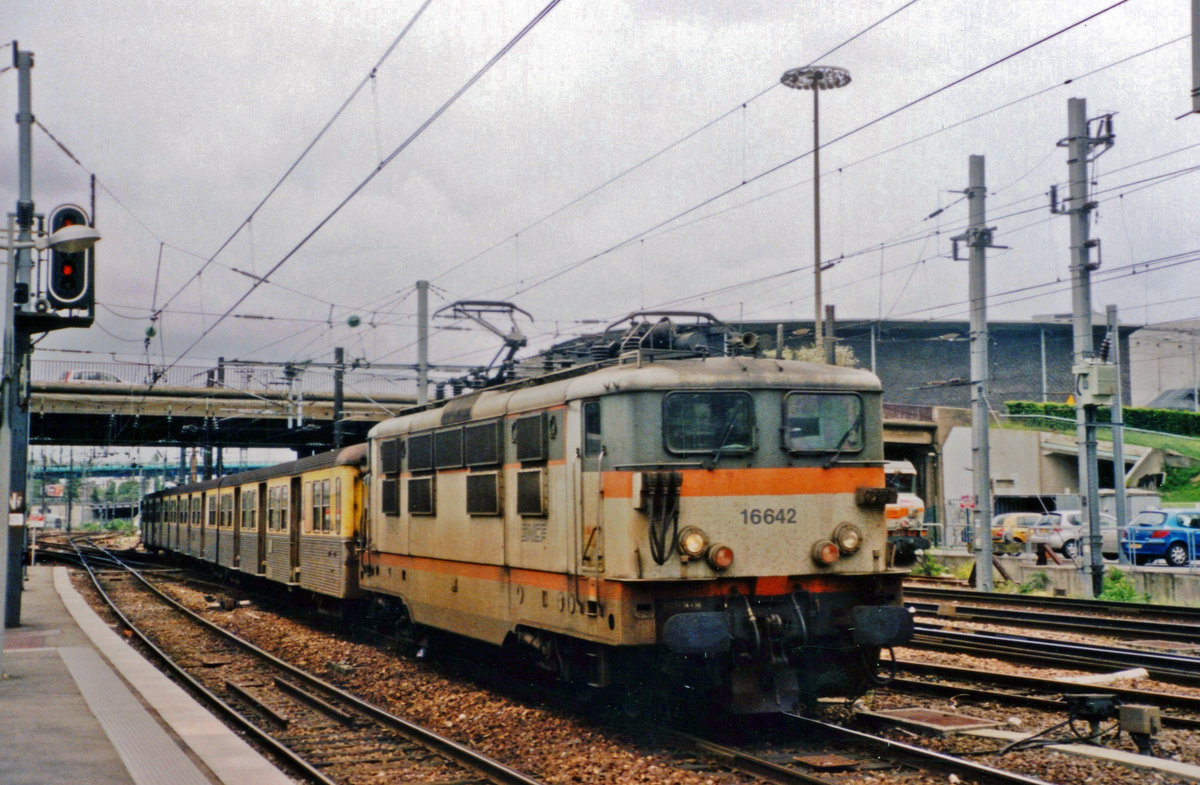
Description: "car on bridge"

(60, 370), (123, 384)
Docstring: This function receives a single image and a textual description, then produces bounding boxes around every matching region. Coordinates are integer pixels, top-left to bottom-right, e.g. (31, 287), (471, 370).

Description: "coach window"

(662, 391), (755, 455)
(782, 392), (863, 453)
(319, 479), (331, 532)
(582, 401), (602, 458)
(242, 489), (257, 530)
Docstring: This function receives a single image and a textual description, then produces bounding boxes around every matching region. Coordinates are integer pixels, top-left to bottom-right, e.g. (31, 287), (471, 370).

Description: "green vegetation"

(1097, 567), (1151, 604)
(910, 554), (949, 577)
(79, 518), (137, 534)
(1017, 570), (1051, 595)
(1159, 466), (1200, 504)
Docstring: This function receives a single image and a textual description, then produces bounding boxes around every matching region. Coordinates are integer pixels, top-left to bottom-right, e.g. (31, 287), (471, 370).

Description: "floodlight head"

(40, 222), (101, 253)
(780, 66), (851, 91)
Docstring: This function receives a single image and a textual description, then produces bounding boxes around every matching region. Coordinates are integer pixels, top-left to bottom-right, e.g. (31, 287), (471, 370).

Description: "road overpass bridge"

(28, 379), (415, 453)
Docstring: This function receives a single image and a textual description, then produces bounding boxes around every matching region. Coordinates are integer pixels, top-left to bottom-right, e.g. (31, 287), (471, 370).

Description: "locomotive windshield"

(662, 391), (755, 455)
(783, 392), (863, 453)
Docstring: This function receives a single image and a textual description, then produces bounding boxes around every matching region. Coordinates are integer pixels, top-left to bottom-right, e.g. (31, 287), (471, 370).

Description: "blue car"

(1121, 510), (1200, 566)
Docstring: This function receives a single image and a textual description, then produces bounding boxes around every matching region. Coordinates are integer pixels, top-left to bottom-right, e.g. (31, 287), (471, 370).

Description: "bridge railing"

(34, 359), (418, 397)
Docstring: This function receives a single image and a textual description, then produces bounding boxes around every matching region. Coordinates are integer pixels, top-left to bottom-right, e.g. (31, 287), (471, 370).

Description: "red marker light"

(62, 264), (73, 276)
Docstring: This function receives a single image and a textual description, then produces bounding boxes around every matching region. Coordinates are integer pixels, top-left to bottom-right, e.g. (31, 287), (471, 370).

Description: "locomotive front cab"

(587, 358), (912, 711)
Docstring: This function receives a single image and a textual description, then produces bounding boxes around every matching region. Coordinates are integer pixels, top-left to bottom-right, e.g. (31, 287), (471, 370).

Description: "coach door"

(289, 476), (302, 582)
(575, 401), (604, 613)
(257, 481), (268, 574)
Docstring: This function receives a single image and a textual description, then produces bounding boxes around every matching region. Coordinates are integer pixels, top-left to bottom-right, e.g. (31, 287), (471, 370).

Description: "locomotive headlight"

(832, 523), (863, 555)
(678, 526), (708, 559)
(706, 544), (734, 570)
(812, 539), (840, 566)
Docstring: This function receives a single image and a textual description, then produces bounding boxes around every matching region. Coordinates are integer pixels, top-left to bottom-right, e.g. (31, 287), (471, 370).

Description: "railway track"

(665, 717), (1054, 785)
(72, 543), (1067, 785)
(71, 538), (547, 785)
(911, 624), (1200, 685)
(887, 659), (1200, 730)
(904, 584), (1200, 624)
(907, 599), (1200, 644)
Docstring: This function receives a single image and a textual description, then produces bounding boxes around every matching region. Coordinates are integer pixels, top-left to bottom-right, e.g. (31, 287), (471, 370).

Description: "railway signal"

(46, 203), (94, 310)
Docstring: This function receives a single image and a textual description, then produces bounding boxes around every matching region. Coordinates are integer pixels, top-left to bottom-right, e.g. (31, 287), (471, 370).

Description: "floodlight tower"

(780, 65), (851, 359)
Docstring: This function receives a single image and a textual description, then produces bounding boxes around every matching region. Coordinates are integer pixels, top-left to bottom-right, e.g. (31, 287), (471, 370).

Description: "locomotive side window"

(582, 401), (602, 458)
(408, 433), (433, 472)
(514, 412), (547, 463)
(782, 393), (863, 453)
(380, 476), (400, 516)
(466, 473), (501, 516)
(464, 420), (503, 467)
(435, 428), (464, 469)
(379, 438), (402, 517)
(408, 477), (435, 515)
(379, 438), (402, 474)
(662, 392), (755, 455)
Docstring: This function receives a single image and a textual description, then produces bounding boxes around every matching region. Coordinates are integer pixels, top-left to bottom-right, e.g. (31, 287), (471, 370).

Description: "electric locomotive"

(141, 312), (911, 713)
(359, 313), (912, 713)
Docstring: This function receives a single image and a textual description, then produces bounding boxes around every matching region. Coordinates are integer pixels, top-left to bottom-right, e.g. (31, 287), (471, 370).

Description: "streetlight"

(780, 65), (851, 359)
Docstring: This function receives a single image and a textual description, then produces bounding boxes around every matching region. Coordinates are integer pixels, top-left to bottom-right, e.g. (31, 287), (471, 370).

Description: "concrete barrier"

(924, 549), (1200, 606)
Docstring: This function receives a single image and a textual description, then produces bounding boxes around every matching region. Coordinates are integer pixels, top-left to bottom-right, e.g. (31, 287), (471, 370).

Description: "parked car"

(60, 370), (123, 384)
(990, 512), (1043, 544)
(1121, 509), (1200, 566)
(1026, 510), (1119, 559)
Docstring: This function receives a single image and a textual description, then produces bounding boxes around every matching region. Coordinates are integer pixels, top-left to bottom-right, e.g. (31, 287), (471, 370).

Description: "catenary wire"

(161, 0), (565, 374)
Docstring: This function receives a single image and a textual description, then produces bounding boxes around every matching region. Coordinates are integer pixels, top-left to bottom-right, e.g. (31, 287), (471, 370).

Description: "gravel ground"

(72, 564), (1200, 785)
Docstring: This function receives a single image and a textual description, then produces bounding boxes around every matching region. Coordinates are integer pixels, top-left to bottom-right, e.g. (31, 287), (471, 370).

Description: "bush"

(910, 554), (948, 577)
(1097, 567), (1150, 603)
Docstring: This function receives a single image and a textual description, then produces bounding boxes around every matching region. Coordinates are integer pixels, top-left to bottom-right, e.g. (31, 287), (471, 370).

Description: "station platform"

(0, 565), (295, 785)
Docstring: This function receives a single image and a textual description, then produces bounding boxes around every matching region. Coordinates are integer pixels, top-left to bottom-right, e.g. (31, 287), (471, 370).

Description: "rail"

(72, 538), (548, 785)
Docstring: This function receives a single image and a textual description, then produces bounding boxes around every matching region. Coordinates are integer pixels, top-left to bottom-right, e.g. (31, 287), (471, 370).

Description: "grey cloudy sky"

(2, 0), (1196, 380)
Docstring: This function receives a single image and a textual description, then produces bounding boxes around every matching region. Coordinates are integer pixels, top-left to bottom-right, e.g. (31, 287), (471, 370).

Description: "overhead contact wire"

(498, 0), (1132, 301)
(153, 0), (436, 319)
(163, 0), (565, 372)
(432, 0), (922, 284)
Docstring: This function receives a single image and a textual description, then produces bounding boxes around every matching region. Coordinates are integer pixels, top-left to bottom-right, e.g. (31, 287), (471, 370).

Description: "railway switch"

(1062, 693), (1119, 734)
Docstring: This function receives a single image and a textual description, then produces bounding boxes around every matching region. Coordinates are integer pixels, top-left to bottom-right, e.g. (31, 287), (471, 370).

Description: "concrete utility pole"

(955, 155), (998, 591)
(332, 347), (345, 449)
(417, 280), (429, 406)
(1192, 0), (1200, 115)
(1057, 97), (1114, 598)
(1108, 305), (1128, 565)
